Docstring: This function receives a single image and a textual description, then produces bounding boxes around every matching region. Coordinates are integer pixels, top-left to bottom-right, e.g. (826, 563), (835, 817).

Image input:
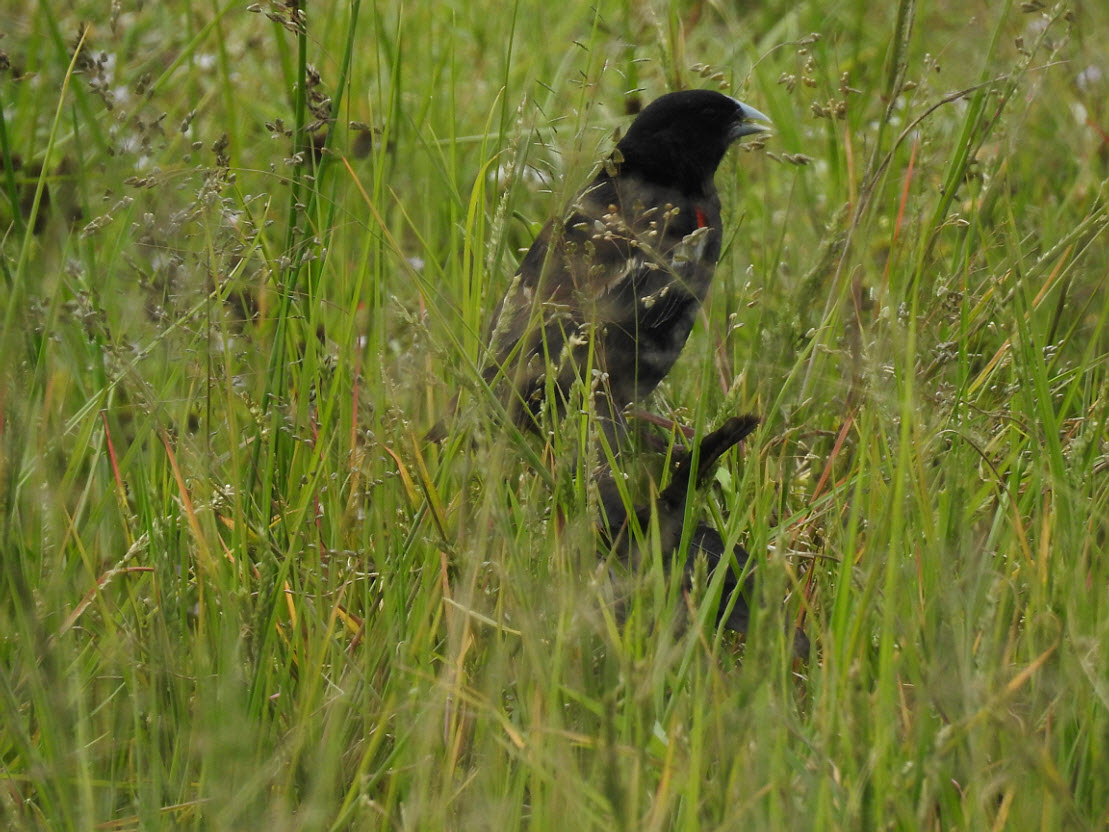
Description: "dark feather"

(435, 90), (770, 439)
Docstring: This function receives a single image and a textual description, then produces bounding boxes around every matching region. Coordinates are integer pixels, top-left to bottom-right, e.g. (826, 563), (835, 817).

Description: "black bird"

(598, 415), (809, 657)
(439, 90), (770, 442)
(682, 521), (811, 659)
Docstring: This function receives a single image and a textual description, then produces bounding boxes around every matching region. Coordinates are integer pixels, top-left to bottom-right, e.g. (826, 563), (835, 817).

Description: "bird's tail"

(660, 414), (760, 505)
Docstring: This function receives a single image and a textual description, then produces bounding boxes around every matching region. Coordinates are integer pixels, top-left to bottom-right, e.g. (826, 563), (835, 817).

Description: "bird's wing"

(483, 181), (719, 377)
(484, 205), (643, 367)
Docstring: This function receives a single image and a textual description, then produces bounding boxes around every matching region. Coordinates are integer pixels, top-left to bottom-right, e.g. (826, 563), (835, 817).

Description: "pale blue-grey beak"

(730, 100), (772, 139)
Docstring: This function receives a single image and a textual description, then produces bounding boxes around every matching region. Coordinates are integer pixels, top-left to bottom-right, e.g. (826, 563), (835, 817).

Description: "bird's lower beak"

(732, 102), (772, 139)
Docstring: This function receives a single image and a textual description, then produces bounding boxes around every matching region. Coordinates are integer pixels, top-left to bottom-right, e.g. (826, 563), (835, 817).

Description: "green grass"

(2, 0), (1108, 828)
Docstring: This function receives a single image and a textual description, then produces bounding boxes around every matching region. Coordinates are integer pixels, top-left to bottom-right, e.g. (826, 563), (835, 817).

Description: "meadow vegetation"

(2, 0), (1107, 828)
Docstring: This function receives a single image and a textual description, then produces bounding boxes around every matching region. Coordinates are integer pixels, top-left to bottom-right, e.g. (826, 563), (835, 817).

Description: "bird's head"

(612, 89), (771, 192)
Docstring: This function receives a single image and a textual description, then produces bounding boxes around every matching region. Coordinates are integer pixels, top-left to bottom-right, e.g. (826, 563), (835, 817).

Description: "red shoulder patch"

(695, 206), (708, 229)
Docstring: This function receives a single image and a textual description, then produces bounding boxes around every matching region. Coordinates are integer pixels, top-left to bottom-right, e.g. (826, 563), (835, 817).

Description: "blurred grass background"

(2, 0), (1107, 829)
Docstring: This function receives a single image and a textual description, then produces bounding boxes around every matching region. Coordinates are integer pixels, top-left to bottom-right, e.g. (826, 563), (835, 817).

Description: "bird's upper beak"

(730, 101), (772, 140)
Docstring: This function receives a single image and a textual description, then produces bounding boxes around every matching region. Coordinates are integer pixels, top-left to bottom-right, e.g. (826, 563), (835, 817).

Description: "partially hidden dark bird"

(597, 415), (810, 658)
(464, 90), (770, 441)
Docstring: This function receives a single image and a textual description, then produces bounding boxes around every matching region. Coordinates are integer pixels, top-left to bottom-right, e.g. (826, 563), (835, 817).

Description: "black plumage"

(598, 415), (809, 657)
(475, 90), (770, 438)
